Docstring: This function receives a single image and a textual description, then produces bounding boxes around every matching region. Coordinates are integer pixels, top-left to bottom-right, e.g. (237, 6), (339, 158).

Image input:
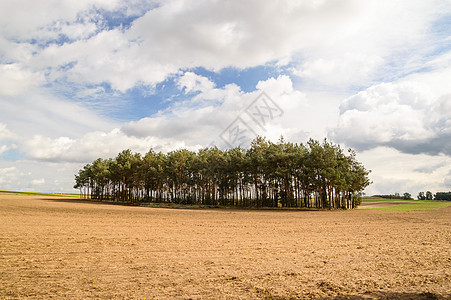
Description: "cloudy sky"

(1, 0), (451, 196)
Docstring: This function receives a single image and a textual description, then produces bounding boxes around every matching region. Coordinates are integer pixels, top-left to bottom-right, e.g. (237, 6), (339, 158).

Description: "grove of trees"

(373, 193), (413, 200)
(417, 191), (434, 200)
(74, 137), (371, 209)
(418, 191), (451, 201)
(434, 192), (451, 201)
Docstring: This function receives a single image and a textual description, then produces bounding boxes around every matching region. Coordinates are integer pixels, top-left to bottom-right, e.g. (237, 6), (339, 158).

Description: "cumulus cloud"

(0, 124), (17, 158)
(177, 72), (215, 94)
(0, 144), (17, 156)
(7, 0), (446, 92)
(0, 64), (44, 96)
(126, 0), (361, 71)
(0, 0), (138, 41)
(292, 54), (385, 90)
(0, 124), (14, 140)
(0, 160), (84, 192)
(21, 75), (316, 163)
(357, 147), (451, 196)
(1, 0), (449, 96)
(413, 162), (447, 174)
(31, 178), (45, 186)
(289, 0), (450, 88)
(0, 146), (8, 156)
(1, 0), (451, 195)
(122, 78), (244, 141)
(444, 170), (451, 189)
(0, 89), (117, 140)
(0, 166), (17, 185)
(22, 129), (200, 163)
(331, 61), (451, 155)
(123, 74), (318, 148)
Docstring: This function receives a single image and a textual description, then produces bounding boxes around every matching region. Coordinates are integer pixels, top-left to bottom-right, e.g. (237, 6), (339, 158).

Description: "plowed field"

(1, 194), (450, 299)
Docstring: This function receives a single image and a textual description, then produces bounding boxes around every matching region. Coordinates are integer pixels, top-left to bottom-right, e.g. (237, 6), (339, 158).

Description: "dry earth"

(1, 194), (450, 299)
(358, 201), (410, 209)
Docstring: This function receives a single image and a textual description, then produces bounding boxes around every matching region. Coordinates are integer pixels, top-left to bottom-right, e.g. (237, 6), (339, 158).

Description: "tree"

(74, 136), (371, 209)
(417, 192), (425, 200)
(434, 192), (451, 201)
(425, 191), (433, 200)
(403, 192), (412, 200)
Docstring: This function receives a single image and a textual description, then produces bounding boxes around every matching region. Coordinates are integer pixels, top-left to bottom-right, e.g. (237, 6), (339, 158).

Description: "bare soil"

(358, 201), (408, 209)
(1, 194), (450, 299)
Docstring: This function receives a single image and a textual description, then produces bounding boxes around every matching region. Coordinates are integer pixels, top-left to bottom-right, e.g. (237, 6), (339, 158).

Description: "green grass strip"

(0, 190), (78, 198)
(362, 197), (406, 202)
(367, 200), (451, 211)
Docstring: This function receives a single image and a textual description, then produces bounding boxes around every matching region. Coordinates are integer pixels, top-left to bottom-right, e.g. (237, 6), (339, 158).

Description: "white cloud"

(293, 54), (384, 89)
(290, 1), (450, 90)
(177, 72), (215, 94)
(2, 0), (449, 94)
(0, 37), (37, 63)
(0, 166), (18, 186)
(31, 178), (45, 186)
(0, 124), (17, 157)
(331, 60), (451, 155)
(32, 28), (180, 92)
(413, 162), (447, 174)
(0, 144), (17, 156)
(21, 128), (200, 163)
(123, 74), (334, 148)
(357, 147), (451, 196)
(0, 160), (86, 193)
(122, 78), (245, 142)
(444, 171), (451, 189)
(0, 0), (121, 40)
(19, 75), (318, 164)
(0, 89), (117, 140)
(0, 64), (44, 96)
(75, 86), (106, 99)
(256, 75), (293, 95)
(0, 145), (8, 156)
(0, 124), (15, 140)
(1, 0), (451, 195)
(24, 136), (75, 161)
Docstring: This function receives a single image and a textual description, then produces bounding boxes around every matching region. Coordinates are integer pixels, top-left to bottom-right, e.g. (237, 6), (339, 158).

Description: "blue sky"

(1, 0), (451, 195)
(82, 64), (284, 121)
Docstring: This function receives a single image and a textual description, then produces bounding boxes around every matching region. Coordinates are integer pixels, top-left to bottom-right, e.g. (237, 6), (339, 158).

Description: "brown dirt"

(1, 194), (450, 299)
(358, 201), (409, 209)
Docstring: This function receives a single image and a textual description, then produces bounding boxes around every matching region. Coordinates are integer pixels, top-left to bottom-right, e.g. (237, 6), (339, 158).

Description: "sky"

(1, 0), (451, 196)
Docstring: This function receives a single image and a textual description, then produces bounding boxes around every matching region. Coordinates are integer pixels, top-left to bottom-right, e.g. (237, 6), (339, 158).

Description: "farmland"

(1, 194), (450, 299)
(360, 197), (451, 211)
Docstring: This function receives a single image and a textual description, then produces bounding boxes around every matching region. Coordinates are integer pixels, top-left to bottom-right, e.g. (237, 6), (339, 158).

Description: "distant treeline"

(417, 191), (451, 201)
(74, 137), (371, 209)
(377, 192), (451, 201)
(373, 193), (412, 200)
(432, 192), (451, 201)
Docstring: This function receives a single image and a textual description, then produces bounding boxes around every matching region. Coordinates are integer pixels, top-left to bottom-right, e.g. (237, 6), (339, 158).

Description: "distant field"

(0, 190), (78, 198)
(1, 193), (450, 299)
(361, 197), (451, 211)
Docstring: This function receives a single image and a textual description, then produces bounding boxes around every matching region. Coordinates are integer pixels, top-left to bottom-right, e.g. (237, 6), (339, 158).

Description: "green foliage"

(434, 192), (451, 201)
(415, 191), (450, 201)
(354, 195), (362, 206)
(74, 136), (371, 209)
(368, 200), (451, 211)
(373, 194), (411, 200)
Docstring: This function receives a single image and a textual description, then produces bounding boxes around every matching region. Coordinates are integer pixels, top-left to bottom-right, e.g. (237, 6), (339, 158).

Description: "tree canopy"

(74, 137), (371, 209)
